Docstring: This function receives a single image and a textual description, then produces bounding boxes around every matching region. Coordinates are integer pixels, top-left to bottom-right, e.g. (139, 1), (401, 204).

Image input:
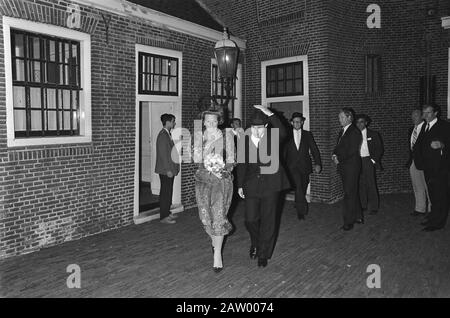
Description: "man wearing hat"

(284, 113), (322, 221)
(236, 105), (290, 268)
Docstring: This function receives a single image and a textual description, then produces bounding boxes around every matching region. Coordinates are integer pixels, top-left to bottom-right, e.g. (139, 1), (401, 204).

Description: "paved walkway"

(1, 194), (449, 298)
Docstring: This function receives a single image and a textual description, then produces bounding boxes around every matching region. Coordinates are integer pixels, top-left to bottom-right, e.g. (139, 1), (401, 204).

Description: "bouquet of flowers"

(204, 153), (226, 179)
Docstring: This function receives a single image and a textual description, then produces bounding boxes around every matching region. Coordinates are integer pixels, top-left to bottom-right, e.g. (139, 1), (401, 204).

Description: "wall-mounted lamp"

(197, 27), (239, 120)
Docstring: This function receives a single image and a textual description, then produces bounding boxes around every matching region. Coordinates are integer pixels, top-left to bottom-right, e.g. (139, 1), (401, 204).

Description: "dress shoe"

(355, 218), (364, 224)
(410, 211), (425, 217)
(422, 226), (443, 232)
(420, 220), (429, 226)
(249, 247), (257, 259)
(257, 258), (268, 267)
(297, 213), (306, 221)
(342, 224), (354, 231)
(369, 210), (378, 215)
(160, 217), (176, 224)
(169, 213), (178, 220)
(213, 267), (223, 273)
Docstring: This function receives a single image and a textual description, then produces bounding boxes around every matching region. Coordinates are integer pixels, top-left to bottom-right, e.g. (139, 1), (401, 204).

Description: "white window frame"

(448, 48), (450, 119)
(211, 58), (243, 120)
(261, 55), (309, 130)
(3, 16), (92, 147)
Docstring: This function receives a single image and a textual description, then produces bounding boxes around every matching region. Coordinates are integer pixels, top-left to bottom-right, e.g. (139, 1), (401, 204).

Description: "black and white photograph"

(1, 0), (450, 302)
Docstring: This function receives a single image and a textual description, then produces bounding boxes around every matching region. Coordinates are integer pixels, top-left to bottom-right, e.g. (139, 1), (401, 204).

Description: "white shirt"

(251, 135), (261, 148)
(425, 118), (438, 131)
(360, 128), (370, 157)
(232, 128), (244, 138)
(293, 129), (302, 150)
(342, 123), (352, 136)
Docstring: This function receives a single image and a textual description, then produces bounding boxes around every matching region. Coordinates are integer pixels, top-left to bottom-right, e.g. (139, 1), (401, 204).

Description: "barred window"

(138, 52), (179, 95)
(266, 62), (303, 98)
(11, 29), (81, 138)
(365, 54), (382, 95)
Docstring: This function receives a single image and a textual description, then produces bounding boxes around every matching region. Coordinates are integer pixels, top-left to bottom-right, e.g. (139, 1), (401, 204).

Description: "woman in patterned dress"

(193, 109), (235, 273)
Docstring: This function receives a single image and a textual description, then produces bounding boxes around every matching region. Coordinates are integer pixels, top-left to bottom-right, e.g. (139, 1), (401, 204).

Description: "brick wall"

(0, 0), (220, 259)
(201, 0), (450, 203)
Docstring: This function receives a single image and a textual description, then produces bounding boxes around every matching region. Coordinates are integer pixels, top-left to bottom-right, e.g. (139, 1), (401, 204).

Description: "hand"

(332, 155), (339, 165)
(167, 171), (174, 178)
(238, 188), (245, 199)
(431, 140), (444, 150)
(314, 165), (322, 174)
(253, 104), (273, 116)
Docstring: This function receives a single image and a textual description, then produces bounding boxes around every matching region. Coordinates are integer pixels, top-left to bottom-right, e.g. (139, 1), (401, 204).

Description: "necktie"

(425, 123), (430, 133)
(411, 126), (418, 149)
(337, 129), (344, 144)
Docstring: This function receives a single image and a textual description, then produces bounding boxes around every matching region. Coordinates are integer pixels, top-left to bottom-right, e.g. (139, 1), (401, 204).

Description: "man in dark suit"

(237, 105), (290, 268)
(155, 114), (180, 225)
(355, 114), (384, 215)
(332, 108), (363, 231)
(415, 104), (450, 231)
(406, 109), (430, 217)
(284, 112), (322, 220)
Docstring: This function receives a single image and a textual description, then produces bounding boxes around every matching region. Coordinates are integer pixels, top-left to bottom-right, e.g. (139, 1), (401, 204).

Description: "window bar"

(24, 34), (31, 137)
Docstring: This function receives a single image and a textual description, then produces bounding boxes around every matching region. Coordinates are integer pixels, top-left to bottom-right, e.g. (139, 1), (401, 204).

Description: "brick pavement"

(0, 193), (449, 298)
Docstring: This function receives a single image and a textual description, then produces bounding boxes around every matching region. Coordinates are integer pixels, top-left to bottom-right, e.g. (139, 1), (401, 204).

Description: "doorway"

(139, 101), (177, 214)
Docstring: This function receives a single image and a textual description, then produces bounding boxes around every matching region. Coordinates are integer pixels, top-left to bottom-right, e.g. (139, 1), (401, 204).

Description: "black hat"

(250, 109), (268, 126)
(291, 112), (306, 121)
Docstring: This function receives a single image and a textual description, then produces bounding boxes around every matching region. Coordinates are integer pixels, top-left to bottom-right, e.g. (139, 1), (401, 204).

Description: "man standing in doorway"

(155, 114), (180, 225)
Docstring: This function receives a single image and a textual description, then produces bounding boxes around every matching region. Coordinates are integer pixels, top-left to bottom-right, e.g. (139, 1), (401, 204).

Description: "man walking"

(415, 104), (450, 231)
(355, 114), (384, 215)
(284, 112), (322, 221)
(237, 105), (290, 268)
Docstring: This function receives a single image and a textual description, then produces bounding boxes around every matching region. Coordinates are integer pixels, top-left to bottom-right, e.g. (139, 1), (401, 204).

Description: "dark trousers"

(159, 174), (174, 220)
(424, 170), (449, 228)
(338, 162), (362, 225)
(359, 157), (379, 211)
(292, 169), (310, 216)
(244, 192), (279, 259)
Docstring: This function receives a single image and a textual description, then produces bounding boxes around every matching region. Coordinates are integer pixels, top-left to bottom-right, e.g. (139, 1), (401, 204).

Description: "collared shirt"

(164, 128), (172, 139)
(411, 121), (424, 149)
(232, 128), (244, 138)
(425, 118), (438, 132)
(251, 134), (262, 148)
(293, 129), (302, 150)
(342, 123), (352, 136)
(360, 128), (370, 157)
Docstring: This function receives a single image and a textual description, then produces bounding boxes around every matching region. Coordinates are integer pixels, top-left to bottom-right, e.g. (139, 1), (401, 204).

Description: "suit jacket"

(284, 129), (322, 175)
(415, 119), (450, 174)
(365, 128), (384, 170)
(236, 115), (290, 197)
(155, 129), (180, 176)
(333, 124), (362, 168)
(406, 121), (425, 168)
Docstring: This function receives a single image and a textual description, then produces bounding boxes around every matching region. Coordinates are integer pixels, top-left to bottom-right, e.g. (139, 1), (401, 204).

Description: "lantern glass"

(214, 46), (238, 80)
